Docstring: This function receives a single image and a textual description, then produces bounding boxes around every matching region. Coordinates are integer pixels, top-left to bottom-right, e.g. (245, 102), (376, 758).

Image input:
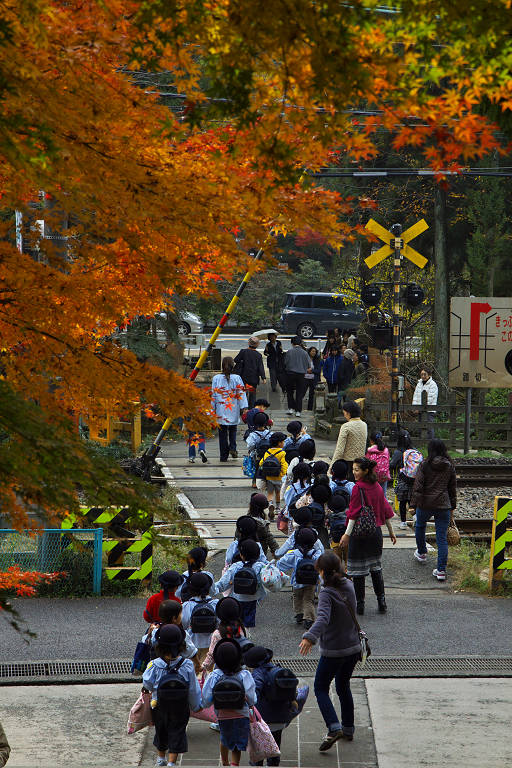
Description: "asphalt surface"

(5, 548), (512, 661)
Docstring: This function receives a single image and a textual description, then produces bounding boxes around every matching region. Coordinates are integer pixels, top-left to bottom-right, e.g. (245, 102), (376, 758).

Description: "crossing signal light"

(361, 284), (382, 306)
(404, 283), (425, 307)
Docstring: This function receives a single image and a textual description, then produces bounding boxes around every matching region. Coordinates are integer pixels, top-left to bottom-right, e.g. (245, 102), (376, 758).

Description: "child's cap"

(291, 507), (313, 526)
(286, 420), (302, 436)
(310, 484), (332, 504)
(213, 638), (242, 673)
(158, 570), (185, 588)
(295, 526), (318, 550)
(243, 645), (273, 667)
(269, 431), (287, 446)
(216, 596), (241, 621)
(312, 460), (329, 476)
(155, 623), (185, 652)
(236, 515), (258, 538)
(250, 492), (269, 509)
(328, 493), (349, 512)
(253, 411), (269, 427)
(189, 571), (213, 594)
(239, 538), (260, 561)
(330, 459), (348, 479)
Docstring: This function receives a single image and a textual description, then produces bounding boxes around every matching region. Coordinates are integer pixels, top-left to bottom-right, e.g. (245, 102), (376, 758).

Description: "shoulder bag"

(341, 593), (371, 667)
(351, 487), (378, 538)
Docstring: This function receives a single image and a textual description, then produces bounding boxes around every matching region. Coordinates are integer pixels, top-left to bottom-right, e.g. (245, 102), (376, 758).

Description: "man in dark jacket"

(264, 333), (284, 392)
(284, 336), (312, 417)
(234, 336), (266, 408)
(336, 348), (355, 404)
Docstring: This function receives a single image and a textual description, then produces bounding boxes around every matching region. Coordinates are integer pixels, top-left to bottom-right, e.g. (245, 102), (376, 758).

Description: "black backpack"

(180, 576), (192, 603)
(190, 599), (217, 634)
(254, 433), (272, 460)
(295, 550), (318, 586)
(332, 485), (352, 509)
(309, 501), (326, 529)
(212, 674), (246, 709)
(158, 657), (190, 705)
(285, 440), (301, 464)
(233, 564), (258, 595)
(329, 511), (347, 543)
(267, 666), (299, 702)
(260, 450), (283, 478)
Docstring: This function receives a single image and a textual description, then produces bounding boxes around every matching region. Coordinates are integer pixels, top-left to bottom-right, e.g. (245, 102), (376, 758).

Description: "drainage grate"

(2, 657), (512, 684)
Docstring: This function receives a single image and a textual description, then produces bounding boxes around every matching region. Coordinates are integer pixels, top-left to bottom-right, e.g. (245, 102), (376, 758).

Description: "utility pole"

(390, 223), (404, 436)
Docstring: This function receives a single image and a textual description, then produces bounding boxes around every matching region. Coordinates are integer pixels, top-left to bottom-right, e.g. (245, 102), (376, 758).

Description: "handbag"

(243, 455), (256, 478)
(447, 519), (460, 546)
(127, 690), (153, 734)
(130, 630), (152, 675)
(191, 674), (218, 723)
(248, 708), (281, 763)
(260, 560), (286, 593)
(342, 594), (372, 667)
(351, 488), (378, 538)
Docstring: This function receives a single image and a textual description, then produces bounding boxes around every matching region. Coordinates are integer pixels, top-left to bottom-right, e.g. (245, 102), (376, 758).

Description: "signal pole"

(389, 224), (403, 437)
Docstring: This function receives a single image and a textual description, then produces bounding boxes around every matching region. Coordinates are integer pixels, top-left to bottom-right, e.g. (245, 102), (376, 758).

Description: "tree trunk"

(433, 186), (449, 393)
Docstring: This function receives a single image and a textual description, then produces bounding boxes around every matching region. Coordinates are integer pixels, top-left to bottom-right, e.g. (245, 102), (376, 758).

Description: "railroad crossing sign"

(364, 218), (429, 269)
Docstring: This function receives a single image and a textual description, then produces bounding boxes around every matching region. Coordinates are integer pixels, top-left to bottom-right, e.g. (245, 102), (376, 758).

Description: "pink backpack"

(403, 448), (423, 478)
(367, 446), (390, 482)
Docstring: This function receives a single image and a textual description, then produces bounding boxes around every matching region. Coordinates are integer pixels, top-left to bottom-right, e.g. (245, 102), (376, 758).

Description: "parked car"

(280, 292), (365, 339)
(173, 311), (203, 336)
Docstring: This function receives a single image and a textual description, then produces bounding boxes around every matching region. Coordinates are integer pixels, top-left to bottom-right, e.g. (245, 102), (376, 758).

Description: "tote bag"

(248, 708), (281, 763)
(127, 691), (153, 734)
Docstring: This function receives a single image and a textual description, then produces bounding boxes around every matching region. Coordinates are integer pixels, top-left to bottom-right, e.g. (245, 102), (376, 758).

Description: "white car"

(174, 311), (203, 336)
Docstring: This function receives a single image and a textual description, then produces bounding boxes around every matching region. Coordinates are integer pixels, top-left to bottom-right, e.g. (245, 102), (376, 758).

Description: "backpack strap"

(167, 656), (185, 673)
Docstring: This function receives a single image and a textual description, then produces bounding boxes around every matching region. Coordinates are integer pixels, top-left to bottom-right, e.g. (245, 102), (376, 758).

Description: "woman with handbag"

(298, 550), (362, 751)
(339, 457), (396, 615)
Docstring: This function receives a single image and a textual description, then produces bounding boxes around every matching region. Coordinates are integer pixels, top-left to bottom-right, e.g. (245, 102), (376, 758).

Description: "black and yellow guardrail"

(489, 496), (512, 590)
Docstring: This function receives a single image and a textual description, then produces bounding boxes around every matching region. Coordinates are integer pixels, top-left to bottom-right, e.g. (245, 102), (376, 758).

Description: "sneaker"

(399, 521), (408, 529)
(295, 411), (301, 416)
(188, 457), (195, 463)
(303, 619), (313, 630)
(433, 568), (446, 581)
(294, 613), (303, 625)
(319, 730), (344, 751)
(199, 450), (208, 463)
(414, 549), (427, 563)
(209, 722), (220, 732)
(229, 449), (238, 459)
(286, 408), (294, 415)
(156, 758), (167, 767)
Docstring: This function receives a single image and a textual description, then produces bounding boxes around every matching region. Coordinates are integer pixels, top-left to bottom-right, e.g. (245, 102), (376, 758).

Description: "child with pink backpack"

(392, 433), (423, 529)
(366, 432), (391, 494)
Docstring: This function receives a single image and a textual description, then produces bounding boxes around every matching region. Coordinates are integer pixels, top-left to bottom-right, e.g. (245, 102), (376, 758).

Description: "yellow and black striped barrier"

(62, 506), (153, 582)
(489, 497), (512, 590)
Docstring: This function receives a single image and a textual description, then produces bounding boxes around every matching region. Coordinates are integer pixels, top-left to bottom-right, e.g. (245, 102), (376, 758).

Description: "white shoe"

(295, 411), (301, 416)
(286, 408), (294, 415)
(399, 521), (408, 529)
(414, 549), (427, 563)
(209, 722), (220, 731)
(188, 457), (195, 463)
(433, 568), (446, 581)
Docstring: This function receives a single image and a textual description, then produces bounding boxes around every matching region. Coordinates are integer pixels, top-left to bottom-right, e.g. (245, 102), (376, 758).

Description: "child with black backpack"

(214, 539), (266, 628)
(275, 507), (325, 558)
(202, 597), (253, 674)
(202, 638), (256, 767)
(225, 516), (267, 567)
(141, 599), (201, 674)
(176, 546), (215, 601)
(329, 459), (355, 496)
(256, 432), (288, 518)
(142, 624), (202, 767)
(307, 484), (332, 548)
(243, 645), (300, 767)
(181, 572), (218, 668)
(283, 420), (308, 462)
(277, 527), (321, 629)
(245, 412), (273, 490)
(327, 491), (350, 564)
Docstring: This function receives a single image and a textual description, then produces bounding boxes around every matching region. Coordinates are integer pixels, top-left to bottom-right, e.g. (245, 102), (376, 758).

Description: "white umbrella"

(252, 328), (279, 338)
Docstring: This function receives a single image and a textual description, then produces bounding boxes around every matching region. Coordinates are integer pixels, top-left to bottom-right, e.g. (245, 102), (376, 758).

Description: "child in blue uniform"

(181, 572), (218, 667)
(277, 527), (321, 629)
(142, 624), (202, 767)
(215, 539), (266, 628)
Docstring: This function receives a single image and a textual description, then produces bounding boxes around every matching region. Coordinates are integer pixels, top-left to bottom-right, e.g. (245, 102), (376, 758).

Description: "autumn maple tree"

(2, 0), (512, 538)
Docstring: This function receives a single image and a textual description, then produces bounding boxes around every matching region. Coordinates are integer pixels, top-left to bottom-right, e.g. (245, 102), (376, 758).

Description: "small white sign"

(449, 297), (512, 387)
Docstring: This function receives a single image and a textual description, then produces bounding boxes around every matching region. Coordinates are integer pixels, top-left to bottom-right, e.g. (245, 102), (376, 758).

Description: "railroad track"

(455, 463), (512, 487)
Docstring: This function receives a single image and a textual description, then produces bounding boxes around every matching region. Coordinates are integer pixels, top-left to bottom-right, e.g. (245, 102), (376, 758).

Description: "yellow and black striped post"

(390, 225), (404, 435)
(489, 496), (512, 590)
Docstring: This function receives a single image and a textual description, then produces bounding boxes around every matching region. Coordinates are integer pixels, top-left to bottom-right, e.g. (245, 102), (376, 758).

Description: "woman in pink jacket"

(340, 457), (396, 615)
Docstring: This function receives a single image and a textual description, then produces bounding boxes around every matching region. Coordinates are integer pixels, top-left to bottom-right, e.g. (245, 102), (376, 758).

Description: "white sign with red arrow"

(449, 297), (512, 387)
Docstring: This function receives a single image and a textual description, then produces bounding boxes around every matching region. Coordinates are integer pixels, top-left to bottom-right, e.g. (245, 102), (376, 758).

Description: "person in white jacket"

(211, 356), (248, 461)
(412, 366), (438, 438)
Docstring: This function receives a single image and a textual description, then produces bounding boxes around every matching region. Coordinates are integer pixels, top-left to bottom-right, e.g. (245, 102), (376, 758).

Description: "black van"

(280, 292), (364, 339)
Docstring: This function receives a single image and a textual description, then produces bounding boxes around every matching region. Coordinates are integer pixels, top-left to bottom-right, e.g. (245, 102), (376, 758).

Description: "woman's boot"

(353, 576), (365, 615)
(371, 570), (387, 613)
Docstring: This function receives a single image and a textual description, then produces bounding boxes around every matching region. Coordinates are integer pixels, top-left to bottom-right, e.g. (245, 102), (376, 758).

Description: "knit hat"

(291, 507), (313, 526)
(253, 411), (269, 427)
(269, 431), (286, 446)
(236, 515), (258, 539)
(286, 420), (302, 436)
(243, 645), (273, 667)
(295, 526), (318, 550)
(250, 493), (269, 510)
(213, 638), (243, 674)
(310, 484), (332, 504)
(216, 596), (241, 622)
(344, 348), (355, 360)
(188, 571), (213, 595)
(155, 623), (185, 652)
(158, 570), (185, 589)
(239, 538), (260, 562)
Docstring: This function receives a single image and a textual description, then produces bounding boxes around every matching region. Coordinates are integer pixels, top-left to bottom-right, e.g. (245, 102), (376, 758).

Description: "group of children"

(139, 547), (307, 767)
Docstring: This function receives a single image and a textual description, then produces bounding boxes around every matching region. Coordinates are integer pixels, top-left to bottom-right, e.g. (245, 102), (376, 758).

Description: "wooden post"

(463, 388), (472, 454)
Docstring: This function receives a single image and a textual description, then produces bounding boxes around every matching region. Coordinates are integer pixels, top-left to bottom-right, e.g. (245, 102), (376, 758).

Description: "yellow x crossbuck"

(364, 218), (429, 270)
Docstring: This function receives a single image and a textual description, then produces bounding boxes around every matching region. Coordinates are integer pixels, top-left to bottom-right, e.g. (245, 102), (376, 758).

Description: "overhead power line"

(311, 167), (512, 178)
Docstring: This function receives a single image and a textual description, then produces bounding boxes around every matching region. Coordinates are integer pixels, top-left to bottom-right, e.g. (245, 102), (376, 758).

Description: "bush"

(36, 547), (143, 597)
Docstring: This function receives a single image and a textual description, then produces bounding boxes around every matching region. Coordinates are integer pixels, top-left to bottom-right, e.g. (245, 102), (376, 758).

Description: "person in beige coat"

(329, 400), (368, 480)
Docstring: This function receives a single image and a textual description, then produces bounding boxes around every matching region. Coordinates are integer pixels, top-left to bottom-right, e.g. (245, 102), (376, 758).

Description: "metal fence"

(0, 528), (103, 595)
